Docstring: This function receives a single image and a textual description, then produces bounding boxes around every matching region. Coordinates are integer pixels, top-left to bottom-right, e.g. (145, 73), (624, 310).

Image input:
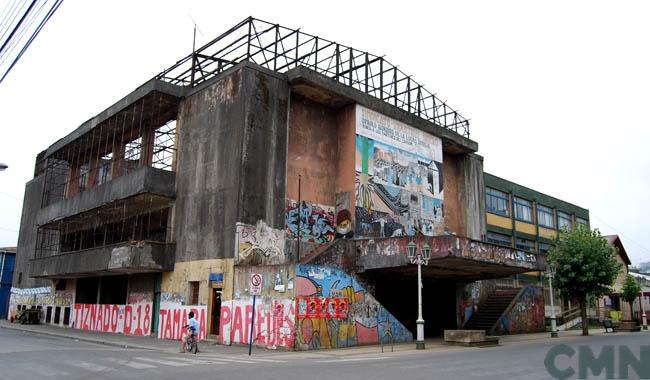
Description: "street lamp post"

(640, 291), (648, 330)
(548, 263), (558, 338)
(408, 241), (430, 350)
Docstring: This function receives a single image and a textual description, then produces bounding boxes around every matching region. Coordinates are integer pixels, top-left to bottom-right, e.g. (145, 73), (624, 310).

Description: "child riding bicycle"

(179, 311), (200, 353)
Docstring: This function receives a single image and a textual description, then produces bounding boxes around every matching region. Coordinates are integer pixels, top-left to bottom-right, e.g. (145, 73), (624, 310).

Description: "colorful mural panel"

(295, 264), (412, 350)
(219, 298), (295, 349)
(494, 286), (545, 335)
(236, 220), (286, 265)
(285, 200), (335, 244)
(355, 105), (444, 239)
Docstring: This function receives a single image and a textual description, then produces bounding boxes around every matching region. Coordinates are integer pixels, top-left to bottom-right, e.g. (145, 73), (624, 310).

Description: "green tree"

(548, 225), (621, 336)
(621, 275), (641, 322)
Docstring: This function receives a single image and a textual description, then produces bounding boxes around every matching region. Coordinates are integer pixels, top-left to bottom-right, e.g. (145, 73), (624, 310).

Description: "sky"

(0, 0), (648, 264)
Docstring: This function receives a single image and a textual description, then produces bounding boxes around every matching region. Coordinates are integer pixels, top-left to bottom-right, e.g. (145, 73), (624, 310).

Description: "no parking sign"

(250, 273), (262, 295)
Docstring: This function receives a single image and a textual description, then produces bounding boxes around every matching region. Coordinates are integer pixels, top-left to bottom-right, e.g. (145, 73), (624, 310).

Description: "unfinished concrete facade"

(10, 17), (548, 348)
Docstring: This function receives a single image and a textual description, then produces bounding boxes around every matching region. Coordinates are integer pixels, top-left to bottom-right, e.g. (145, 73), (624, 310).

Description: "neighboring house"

(0, 247), (16, 319)
(594, 235), (632, 321)
(11, 17), (551, 348)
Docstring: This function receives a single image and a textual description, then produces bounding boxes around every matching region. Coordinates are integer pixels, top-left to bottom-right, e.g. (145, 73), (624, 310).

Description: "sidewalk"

(1, 319), (640, 359)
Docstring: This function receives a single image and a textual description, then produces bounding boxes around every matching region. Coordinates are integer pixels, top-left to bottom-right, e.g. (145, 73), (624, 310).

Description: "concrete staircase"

(463, 288), (521, 333)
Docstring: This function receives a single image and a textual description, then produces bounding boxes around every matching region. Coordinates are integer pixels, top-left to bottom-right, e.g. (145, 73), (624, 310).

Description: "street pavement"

(1, 322), (648, 379)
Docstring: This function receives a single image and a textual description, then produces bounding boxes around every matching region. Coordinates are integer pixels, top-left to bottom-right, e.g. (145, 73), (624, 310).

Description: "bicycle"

(183, 326), (198, 354)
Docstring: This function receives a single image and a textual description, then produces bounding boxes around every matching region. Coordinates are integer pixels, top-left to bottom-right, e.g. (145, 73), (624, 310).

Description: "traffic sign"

(250, 272), (262, 295)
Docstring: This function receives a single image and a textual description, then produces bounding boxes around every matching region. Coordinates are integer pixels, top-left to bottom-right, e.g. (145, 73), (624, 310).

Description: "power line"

(0, 0), (36, 56)
(0, 0), (63, 84)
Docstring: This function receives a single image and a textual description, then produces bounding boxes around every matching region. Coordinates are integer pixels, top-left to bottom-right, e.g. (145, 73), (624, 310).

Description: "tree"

(548, 225), (621, 336)
(621, 275), (641, 322)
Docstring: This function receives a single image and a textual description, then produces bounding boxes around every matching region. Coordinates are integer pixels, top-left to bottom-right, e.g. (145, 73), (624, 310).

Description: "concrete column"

(460, 153), (486, 240)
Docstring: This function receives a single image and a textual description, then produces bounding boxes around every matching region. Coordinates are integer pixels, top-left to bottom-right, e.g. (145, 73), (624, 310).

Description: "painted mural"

(354, 105), (444, 239)
(73, 302), (152, 336)
(158, 303), (208, 340)
(493, 286), (545, 335)
(295, 264), (411, 350)
(236, 221), (286, 265)
(285, 200), (336, 244)
(219, 298), (295, 349)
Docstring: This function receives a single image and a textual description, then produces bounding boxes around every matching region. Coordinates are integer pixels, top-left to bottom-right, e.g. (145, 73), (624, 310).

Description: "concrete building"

(10, 17), (549, 348)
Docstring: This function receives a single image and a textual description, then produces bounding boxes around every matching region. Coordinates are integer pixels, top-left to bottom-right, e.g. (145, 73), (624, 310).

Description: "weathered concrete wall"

(443, 153), (465, 236)
(442, 152), (486, 240)
(161, 259), (234, 305)
(174, 63), (289, 262)
(286, 95), (338, 206)
(13, 175), (49, 288)
(461, 153), (486, 240)
(128, 273), (155, 304)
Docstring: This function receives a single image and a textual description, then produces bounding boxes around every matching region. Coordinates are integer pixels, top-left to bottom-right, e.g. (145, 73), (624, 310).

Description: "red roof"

(605, 235), (631, 266)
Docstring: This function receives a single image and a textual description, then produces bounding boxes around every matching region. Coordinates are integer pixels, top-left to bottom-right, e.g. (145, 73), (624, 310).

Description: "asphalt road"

(1, 328), (648, 380)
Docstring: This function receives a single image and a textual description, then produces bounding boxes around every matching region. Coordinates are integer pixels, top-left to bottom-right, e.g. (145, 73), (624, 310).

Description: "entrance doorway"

(210, 288), (222, 335)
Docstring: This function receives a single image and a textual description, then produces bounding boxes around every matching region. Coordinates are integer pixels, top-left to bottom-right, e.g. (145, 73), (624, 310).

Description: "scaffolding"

(155, 17), (470, 138)
(36, 90), (178, 259)
(41, 91), (178, 208)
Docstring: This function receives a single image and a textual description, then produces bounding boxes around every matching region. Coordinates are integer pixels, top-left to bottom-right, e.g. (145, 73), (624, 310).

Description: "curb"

(0, 323), (160, 351)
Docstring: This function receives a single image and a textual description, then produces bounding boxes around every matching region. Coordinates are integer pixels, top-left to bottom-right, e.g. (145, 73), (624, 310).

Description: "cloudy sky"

(0, 0), (648, 264)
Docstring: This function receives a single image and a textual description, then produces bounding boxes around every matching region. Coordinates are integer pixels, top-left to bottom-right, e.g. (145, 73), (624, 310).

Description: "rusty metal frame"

(155, 17), (470, 137)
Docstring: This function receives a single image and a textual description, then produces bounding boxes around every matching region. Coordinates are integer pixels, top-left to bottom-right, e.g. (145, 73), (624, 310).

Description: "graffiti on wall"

(128, 292), (153, 304)
(236, 221), (286, 265)
(494, 286), (545, 335)
(459, 239), (537, 265)
(354, 105), (444, 239)
(285, 200), (335, 244)
(335, 192), (354, 239)
(158, 303), (208, 340)
(295, 264), (411, 350)
(296, 296), (349, 319)
(357, 236), (539, 271)
(73, 302), (152, 336)
(219, 298), (295, 349)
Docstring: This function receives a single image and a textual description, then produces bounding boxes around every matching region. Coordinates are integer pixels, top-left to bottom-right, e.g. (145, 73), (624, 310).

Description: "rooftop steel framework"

(155, 17), (470, 138)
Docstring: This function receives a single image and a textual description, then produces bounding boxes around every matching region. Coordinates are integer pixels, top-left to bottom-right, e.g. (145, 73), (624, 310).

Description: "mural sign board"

(355, 105), (444, 239)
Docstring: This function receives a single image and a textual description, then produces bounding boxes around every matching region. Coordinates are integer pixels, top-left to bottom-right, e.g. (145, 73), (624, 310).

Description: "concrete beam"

(37, 166), (175, 227)
(28, 241), (175, 278)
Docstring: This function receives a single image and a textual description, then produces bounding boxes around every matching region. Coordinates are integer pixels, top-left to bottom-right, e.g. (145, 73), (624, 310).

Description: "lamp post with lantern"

(548, 263), (558, 338)
(407, 241), (431, 350)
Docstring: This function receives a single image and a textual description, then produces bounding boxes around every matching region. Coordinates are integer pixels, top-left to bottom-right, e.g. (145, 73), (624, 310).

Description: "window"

(189, 281), (200, 305)
(486, 188), (509, 216)
(514, 197), (533, 222)
(516, 238), (536, 252)
(537, 204), (554, 228)
(576, 217), (589, 228)
(558, 212), (572, 231)
(487, 232), (512, 246)
(539, 243), (551, 254)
